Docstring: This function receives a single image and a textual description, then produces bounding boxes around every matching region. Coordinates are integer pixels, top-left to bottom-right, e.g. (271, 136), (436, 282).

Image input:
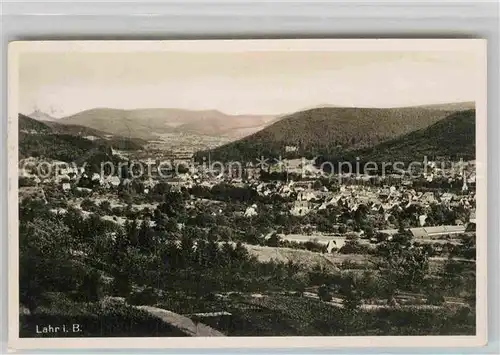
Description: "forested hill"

(18, 114), (142, 162)
(324, 109), (476, 164)
(197, 106), (458, 162)
(19, 114), (52, 133)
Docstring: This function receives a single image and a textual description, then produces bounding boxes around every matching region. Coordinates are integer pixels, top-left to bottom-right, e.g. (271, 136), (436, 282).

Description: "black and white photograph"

(7, 39), (487, 348)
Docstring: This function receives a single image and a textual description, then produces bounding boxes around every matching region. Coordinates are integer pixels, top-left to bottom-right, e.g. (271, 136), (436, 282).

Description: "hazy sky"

(19, 49), (481, 117)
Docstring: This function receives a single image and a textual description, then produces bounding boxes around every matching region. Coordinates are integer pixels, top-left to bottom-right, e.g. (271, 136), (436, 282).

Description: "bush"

(111, 206), (125, 216)
(99, 200), (112, 214)
(303, 240), (327, 253)
(80, 198), (97, 212)
(127, 287), (159, 306)
(77, 270), (103, 302)
(339, 275), (363, 312)
(111, 274), (132, 297)
(318, 284), (332, 302)
(19, 176), (36, 187)
(339, 237), (370, 254)
(426, 289), (445, 305)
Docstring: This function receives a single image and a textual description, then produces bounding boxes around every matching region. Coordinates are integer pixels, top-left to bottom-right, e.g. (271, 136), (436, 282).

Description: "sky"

(18, 48), (482, 117)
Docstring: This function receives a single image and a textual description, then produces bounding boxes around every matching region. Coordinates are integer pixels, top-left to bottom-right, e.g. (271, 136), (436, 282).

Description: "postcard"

(7, 39), (487, 350)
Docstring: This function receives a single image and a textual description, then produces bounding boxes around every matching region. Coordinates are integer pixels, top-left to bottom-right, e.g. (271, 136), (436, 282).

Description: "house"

(378, 189), (390, 199)
(107, 176), (121, 187)
(441, 192), (455, 202)
(418, 214), (427, 226)
(377, 226), (462, 239)
(62, 183), (71, 192)
(121, 178), (132, 187)
(469, 210), (477, 223)
(420, 192), (436, 205)
(427, 161), (437, 169)
(244, 204), (258, 217)
(297, 190), (317, 202)
(291, 200), (310, 216)
(467, 172), (476, 184)
(143, 178), (157, 189)
(326, 237), (348, 253)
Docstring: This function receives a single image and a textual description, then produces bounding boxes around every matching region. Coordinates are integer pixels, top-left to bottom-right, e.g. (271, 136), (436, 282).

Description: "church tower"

(462, 170), (468, 192)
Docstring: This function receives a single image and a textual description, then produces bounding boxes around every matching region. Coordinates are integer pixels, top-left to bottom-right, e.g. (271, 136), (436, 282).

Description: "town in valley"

(16, 47), (479, 338)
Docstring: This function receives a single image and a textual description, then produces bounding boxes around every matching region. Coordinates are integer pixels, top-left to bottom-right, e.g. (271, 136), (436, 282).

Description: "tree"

(78, 269), (103, 302)
(111, 272), (132, 297)
(99, 200), (112, 214)
(205, 239), (220, 266)
(266, 233), (281, 247)
(208, 225), (234, 241)
(318, 284), (332, 302)
(125, 219), (140, 246)
(425, 283), (445, 305)
(339, 234), (367, 254)
(138, 219), (155, 251)
(19, 176), (36, 187)
(233, 241), (250, 262)
(179, 233), (195, 267)
(220, 241), (235, 267)
(152, 209), (168, 232)
(442, 256), (467, 290)
(457, 235), (476, 260)
(81, 198), (97, 212)
(19, 216), (76, 313)
(158, 191), (186, 219)
(339, 274), (363, 312)
(376, 232), (430, 296)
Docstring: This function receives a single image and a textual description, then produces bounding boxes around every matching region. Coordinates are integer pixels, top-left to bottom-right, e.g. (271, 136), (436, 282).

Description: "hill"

(200, 106), (460, 162)
(173, 112), (277, 138)
(27, 110), (58, 122)
(20, 114), (144, 148)
(18, 114), (142, 162)
(45, 122), (145, 150)
(58, 108), (276, 139)
(335, 109), (476, 164)
(19, 131), (102, 162)
(19, 114), (52, 133)
(415, 101), (475, 111)
(44, 121), (111, 137)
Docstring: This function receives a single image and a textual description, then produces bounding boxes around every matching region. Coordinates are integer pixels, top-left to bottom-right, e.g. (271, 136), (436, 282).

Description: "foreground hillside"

(18, 183), (476, 337)
(334, 109), (475, 164)
(200, 105), (461, 161)
(57, 108), (276, 139)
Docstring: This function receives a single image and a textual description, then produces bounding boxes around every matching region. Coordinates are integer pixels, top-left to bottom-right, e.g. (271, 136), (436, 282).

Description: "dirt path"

(134, 305), (225, 337)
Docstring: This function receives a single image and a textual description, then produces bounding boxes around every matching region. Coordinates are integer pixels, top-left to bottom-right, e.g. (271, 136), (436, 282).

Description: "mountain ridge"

(198, 104), (472, 162)
(335, 109), (476, 164)
(56, 108), (277, 139)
